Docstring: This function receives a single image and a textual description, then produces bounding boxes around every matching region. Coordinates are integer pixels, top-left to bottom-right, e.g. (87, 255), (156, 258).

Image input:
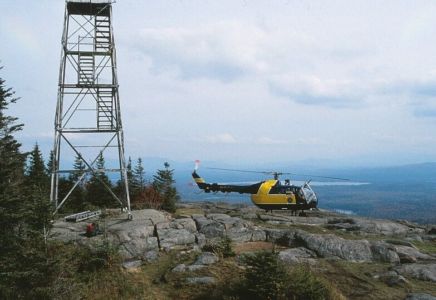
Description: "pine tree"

(46, 150), (54, 176)
(70, 154), (86, 182)
(26, 143), (49, 191)
(86, 153), (116, 207)
(66, 154), (87, 211)
(24, 143), (51, 232)
(153, 162), (179, 213)
(126, 156), (134, 197)
(0, 72), (56, 298)
(114, 156), (133, 202)
(132, 157), (146, 196)
(243, 251), (288, 300)
(127, 156), (133, 185)
(0, 72), (27, 297)
(0, 73), (25, 223)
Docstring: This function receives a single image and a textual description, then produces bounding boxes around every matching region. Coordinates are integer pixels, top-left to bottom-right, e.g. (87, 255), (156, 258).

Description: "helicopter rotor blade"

(207, 167), (349, 181)
(281, 172), (350, 181)
(206, 167), (270, 175)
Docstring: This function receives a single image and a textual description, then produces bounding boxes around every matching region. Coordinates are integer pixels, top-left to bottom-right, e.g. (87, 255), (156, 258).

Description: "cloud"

(255, 137), (287, 145)
(294, 137), (326, 146)
(132, 22), (268, 82)
(414, 108), (436, 118)
(205, 133), (237, 144)
(378, 77), (436, 117)
(381, 78), (436, 97)
(268, 75), (367, 108)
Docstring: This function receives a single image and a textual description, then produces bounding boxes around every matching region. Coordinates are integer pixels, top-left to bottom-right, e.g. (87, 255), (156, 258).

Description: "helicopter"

(192, 161), (349, 213)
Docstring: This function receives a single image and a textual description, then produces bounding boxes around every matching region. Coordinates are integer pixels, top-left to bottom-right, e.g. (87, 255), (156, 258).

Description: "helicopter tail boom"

(192, 170), (261, 194)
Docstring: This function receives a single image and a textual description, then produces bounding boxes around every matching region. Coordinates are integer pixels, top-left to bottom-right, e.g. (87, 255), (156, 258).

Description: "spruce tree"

(66, 154), (87, 211)
(0, 73), (25, 223)
(0, 72), (27, 297)
(24, 143), (51, 232)
(86, 153), (115, 207)
(0, 72), (55, 298)
(114, 156), (133, 202)
(152, 162), (179, 213)
(125, 156), (134, 197)
(127, 156), (133, 186)
(46, 150), (54, 176)
(70, 154), (86, 182)
(132, 157), (146, 196)
(26, 143), (49, 191)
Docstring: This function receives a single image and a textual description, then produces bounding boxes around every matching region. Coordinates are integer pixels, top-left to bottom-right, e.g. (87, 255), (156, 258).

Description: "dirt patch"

(234, 241), (284, 254)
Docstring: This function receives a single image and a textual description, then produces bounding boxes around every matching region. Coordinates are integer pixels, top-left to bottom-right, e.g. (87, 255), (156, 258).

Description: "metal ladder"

(95, 15), (111, 52)
(64, 210), (102, 222)
(78, 54), (95, 84)
(97, 87), (114, 129)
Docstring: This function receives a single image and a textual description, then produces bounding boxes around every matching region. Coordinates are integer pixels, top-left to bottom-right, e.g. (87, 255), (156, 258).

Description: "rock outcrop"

(278, 247), (317, 265)
(155, 218), (197, 251)
(193, 213), (265, 242)
(51, 203), (436, 295)
(295, 231), (374, 262)
(395, 263), (436, 282)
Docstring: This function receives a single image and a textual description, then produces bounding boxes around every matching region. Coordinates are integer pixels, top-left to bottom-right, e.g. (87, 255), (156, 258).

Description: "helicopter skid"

(254, 203), (316, 211)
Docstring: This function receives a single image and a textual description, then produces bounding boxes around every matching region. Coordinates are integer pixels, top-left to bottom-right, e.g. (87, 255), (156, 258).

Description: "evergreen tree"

(125, 156), (134, 197)
(46, 149), (56, 199)
(66, 154), (87, 211)
(70, 154), (86, 182)
(114, 156), (133, 202)
(131, 157), (146, 196)
(0, 71), (27, 297)
(126, 156), (133, 186)
(46, 150), (54, 176)
(26, 143), (49, 191)
(242, 251), (288, 300)
(0, 72), (55, 298)
(152, 162), (179, 213)
(24, 143), (51, 232)
(86, 152), (115, 207)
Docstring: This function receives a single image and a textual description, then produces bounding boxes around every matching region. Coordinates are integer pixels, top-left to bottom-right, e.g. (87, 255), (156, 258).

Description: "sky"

(1, 0), (436, 168)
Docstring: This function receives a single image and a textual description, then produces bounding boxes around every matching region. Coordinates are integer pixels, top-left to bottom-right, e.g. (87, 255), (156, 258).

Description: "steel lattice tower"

(51, 0), (131, 219)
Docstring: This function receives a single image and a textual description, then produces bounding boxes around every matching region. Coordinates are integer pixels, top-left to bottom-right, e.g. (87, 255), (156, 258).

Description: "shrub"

(242, 250), (288, 300)
(217, 251), (331, 300)
(286, 265), (329, 300)
(78, 241), (119, 273)
(132, 185), (163, 210)
(202, 236), (235, 258)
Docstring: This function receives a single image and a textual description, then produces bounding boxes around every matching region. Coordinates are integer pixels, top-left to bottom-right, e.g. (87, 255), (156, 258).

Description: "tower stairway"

(97, 87), (114, 129)
(95, 15), (111, 52)
(78, 54), (95, 84)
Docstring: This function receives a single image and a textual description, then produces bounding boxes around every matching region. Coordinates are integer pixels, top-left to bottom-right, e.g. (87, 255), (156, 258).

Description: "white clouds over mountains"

(3, 0), (436, 165)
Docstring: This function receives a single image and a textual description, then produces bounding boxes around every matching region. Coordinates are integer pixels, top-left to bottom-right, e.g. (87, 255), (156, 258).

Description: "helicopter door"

(301, 183), (317, 205)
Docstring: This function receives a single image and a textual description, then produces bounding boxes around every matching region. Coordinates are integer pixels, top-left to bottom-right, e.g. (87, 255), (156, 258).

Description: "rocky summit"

(51, 202), (436, 299)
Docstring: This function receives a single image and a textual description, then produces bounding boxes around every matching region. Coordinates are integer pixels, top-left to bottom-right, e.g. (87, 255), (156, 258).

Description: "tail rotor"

(194, 160), (200, 171)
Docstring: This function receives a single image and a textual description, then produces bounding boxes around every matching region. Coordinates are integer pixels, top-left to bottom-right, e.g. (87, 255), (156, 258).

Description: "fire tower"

(51, 0), (131, 219)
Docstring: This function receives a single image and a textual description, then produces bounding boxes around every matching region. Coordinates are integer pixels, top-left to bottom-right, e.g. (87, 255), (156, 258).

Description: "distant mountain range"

(102, 158), (436, 223)
(168, 161), (436, 224)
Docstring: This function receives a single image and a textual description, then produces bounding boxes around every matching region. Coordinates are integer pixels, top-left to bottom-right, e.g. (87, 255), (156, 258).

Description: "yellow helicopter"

(192, 161), (348, 213)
